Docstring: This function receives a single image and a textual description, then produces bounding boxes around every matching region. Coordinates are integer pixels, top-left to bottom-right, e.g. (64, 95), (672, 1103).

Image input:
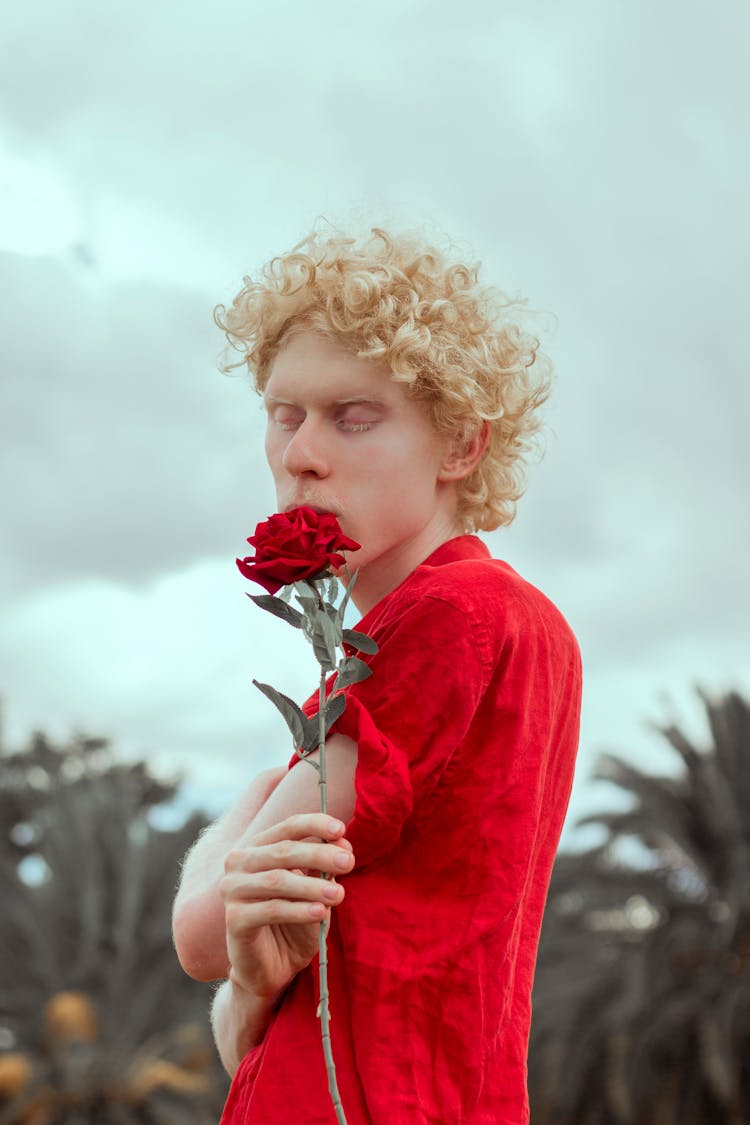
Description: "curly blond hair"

(215, 226), (552, 532)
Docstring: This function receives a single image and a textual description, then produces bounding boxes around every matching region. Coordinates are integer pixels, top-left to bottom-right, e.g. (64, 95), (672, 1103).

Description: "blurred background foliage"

(0, 725), (228, 1124)
(530, 690), (750, 1125)
(0, 689), (748, 1123)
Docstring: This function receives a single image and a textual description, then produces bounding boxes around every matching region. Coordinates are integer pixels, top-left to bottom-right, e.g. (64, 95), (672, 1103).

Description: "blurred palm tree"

(529, 689), (750, 1124)
(0, 728), (228, 1124)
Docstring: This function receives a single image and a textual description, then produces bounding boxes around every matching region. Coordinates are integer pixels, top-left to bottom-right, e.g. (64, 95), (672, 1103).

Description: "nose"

(281, 416), (329, 478)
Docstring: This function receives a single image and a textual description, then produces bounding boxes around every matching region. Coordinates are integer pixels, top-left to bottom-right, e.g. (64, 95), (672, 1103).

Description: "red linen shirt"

(220, 535), (581, 1124)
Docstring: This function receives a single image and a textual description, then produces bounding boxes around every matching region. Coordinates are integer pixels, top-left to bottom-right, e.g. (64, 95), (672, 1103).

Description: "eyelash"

(273, 418), (373, 433)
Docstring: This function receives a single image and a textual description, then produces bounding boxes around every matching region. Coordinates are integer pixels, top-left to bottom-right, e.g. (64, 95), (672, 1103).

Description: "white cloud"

(0, 558), (320, 787)
(0, 137), (81, 256)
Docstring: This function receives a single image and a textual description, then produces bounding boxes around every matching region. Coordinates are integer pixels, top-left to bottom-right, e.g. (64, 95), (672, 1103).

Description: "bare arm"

(173, 735), (357, 1071)
(209, 810), (356, 1075)
(172, 766), (287, 980)
(211, 978), (277, 1076)
(172, 734), (357, 977)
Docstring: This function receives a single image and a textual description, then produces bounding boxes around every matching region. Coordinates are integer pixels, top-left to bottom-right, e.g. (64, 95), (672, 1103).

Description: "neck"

(349, 515), (465, 617)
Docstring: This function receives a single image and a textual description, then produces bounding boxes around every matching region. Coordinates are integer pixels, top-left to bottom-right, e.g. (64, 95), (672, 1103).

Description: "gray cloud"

(0, 251), (275, 596)
(0, 0), (747, 807)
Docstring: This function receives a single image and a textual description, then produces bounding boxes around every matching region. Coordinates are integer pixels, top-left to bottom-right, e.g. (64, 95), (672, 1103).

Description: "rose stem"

(317, 663), (348, 1125)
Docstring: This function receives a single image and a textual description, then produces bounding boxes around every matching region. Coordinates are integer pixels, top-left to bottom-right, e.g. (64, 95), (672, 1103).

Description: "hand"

(172, 765), (289, 982)
(220, 813), (355, 1003)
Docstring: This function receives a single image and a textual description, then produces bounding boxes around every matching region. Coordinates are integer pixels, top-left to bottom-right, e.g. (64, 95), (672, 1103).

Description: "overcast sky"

(1, 0), (748, 840)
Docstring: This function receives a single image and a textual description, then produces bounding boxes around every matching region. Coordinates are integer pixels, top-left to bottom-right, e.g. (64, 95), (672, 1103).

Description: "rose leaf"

(338, 567), (358, 619)
(294, 580), (319, 600)
(334, 656), (373, 690)
(342, 628), (379, 655)
(311, 613), (339, 671)
(246, 593), (303, 629)
(253, 680), (310, 748)
(324, 692), (347, 733)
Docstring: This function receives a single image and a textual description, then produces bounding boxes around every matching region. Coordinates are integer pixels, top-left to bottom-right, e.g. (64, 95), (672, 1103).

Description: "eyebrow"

(264, 395), (388, 409)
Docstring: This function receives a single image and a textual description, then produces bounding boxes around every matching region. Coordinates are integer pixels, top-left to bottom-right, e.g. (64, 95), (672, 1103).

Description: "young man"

(172, 228), (582, 1124)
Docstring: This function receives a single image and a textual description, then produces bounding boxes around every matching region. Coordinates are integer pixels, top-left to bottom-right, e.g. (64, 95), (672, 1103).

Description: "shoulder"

(384, 551), (580, 675)
(418, 552), (574, 630)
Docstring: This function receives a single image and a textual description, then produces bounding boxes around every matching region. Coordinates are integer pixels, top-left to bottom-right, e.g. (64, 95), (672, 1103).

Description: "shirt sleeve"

(327, 592), (487, 867)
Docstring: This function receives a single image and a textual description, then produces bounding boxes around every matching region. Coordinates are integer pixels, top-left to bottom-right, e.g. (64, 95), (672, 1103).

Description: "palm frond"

(529, 688), (750, 1125)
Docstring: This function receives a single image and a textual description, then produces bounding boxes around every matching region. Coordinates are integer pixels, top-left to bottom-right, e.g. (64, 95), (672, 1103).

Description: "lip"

(285, 502), (339, 517)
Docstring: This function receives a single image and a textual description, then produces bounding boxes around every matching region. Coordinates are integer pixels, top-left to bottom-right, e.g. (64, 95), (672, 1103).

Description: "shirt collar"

(355, 535), (490, 634)
(418, 534), (490, 568)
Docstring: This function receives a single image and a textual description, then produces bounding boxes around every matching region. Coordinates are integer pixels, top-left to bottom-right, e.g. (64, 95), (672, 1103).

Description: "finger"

(299, 834), (353, 852)
(222, 869), (346, 906)
(247, 814), (348, 848)
(226, 898), (332, 933)
(224, 839), (355, 878)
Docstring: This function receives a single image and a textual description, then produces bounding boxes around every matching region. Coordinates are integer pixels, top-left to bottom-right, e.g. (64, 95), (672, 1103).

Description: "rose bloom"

(237, 506), (361, 594)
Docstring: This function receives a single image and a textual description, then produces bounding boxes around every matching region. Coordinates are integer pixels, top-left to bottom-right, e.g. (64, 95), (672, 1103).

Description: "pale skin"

(171, 331), (488, 1076)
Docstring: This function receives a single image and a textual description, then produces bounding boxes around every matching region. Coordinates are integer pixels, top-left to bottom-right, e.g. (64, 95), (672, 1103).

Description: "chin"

(334, 551), (361, 581)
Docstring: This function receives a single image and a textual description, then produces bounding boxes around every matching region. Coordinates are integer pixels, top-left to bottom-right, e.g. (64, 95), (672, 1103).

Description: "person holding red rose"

(172, 226), (582, 1125)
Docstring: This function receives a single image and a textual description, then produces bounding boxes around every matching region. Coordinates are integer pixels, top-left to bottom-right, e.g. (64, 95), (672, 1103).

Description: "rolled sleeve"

(328, 594), (487, 868)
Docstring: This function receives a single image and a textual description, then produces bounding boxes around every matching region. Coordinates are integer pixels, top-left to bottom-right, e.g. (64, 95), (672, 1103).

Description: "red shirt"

(220, 536), (581, 1124)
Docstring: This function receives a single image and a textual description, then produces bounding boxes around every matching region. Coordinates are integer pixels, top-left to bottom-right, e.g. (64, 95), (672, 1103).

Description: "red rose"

(236, 506), (361, 595)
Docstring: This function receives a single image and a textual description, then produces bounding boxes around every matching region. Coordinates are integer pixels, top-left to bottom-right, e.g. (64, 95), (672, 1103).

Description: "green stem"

(317, 665), (348, 1125)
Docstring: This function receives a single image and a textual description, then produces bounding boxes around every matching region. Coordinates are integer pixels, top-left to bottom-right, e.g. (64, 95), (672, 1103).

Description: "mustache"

(284, 495), (344, 519)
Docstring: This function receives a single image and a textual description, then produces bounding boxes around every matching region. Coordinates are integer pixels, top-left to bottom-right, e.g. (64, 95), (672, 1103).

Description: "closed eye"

(268, 405), (304, 430)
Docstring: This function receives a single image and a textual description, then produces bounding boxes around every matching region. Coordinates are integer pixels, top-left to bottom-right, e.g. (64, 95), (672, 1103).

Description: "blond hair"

(215, 226), (552, 531)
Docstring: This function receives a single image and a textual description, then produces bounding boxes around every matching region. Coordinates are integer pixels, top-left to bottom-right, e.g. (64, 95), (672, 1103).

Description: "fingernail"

(327, 819), (344, 834)
(335, 850), (353, 869)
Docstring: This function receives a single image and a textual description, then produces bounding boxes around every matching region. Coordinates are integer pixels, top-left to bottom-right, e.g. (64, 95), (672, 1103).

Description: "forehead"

(264, 330), (401, 405)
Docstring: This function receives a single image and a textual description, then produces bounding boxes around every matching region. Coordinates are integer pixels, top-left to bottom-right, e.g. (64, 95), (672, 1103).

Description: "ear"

(438, 421), (490, 482)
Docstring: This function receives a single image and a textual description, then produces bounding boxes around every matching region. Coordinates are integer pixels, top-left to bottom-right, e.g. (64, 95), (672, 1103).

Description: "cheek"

(264, 430), (285, 472)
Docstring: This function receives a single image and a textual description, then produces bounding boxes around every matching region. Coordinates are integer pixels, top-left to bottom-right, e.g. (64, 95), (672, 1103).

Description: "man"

(172, 227), (582, 1124)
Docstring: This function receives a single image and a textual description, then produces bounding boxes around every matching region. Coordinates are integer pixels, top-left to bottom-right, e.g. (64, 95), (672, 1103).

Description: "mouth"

(285, 502), (339, 517)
